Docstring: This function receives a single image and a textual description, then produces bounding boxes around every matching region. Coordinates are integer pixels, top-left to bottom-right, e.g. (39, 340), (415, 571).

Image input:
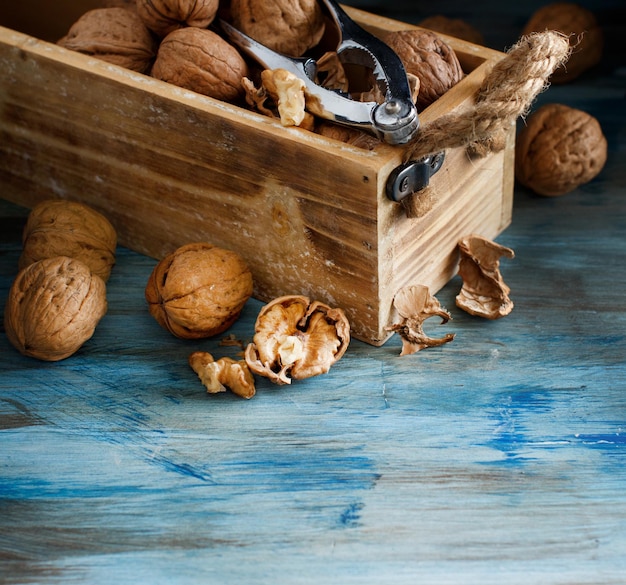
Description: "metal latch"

(385, 152), (445, 202)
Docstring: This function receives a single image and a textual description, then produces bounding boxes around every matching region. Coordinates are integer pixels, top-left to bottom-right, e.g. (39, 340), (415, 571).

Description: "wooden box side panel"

(0, 29), (385, 341)
(378, 130), (515, 342)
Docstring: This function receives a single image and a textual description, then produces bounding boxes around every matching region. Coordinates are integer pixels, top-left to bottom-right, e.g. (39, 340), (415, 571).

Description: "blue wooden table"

(2, 2), (625, 584)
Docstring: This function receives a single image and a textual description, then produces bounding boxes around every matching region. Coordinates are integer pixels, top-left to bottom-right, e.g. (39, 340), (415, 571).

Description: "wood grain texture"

(1, 1), (626, 583)
(0, 2), (511, 345)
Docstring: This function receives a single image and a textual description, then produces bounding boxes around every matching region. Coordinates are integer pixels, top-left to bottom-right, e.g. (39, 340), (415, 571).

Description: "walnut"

(515, 103), (607, 196)
(145, 242), (253, 339)
(385, 285), (454, 356)
(455, 235), (515, 319)
(244, 295), (350, 385)
(522, 2), (603, 83)
(189, 351), (256, 399)
(419, 15), (485, 46)
(4, 257), (107, 361)
(151, 27), (249, 102)
(229, 0), (326, 58)
(383, 29), (464, 111)
(58, 7), (157, 74)
(136, 0), (219, 38)
(18, 200), (117, 282)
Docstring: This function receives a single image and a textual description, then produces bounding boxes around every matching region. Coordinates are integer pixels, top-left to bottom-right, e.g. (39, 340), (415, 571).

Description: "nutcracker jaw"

(219, 0), (419, 145)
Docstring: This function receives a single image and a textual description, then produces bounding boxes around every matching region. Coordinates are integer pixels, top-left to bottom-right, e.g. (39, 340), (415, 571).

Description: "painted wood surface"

(2, 1), (626, 584)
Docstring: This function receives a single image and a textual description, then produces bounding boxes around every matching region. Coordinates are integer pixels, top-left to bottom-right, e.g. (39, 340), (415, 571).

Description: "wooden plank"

(1, 1), (625, 582)
(0, 4), (510, 345)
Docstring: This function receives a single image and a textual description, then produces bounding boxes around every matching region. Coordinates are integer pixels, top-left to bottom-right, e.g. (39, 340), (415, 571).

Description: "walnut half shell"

(455, 234), (515, 319)
(244, 295), (350, 385)
(386, 285), (454, 356)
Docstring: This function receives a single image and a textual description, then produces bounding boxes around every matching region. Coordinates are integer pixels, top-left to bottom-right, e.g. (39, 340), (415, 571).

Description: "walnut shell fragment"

(19, 200), (117, 282)
(145, 242), (253, 339)
(386, 285), (455, 356)
(515, 103), (607, 197)
(189, 351), (256, 399)
(244, 295), (350, 385)
(4, 256), (108, 361)
(455, 235), (515, 319)
(383, 29), (464, 111)
(59, 7), (158, 73)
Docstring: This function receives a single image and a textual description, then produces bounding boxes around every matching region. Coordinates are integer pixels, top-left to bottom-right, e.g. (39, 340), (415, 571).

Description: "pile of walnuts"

(57, 0), (465, 145)
(4, 200), (116, 361)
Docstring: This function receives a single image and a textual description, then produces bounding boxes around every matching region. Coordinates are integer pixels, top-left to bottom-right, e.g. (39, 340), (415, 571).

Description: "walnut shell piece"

(522, 2), (603, 83)
(189, 351), (256, 399)
(230, 0), (326, 58)
(58, 7), (158, 73)
(135, 0), (219, 38)
(455, 235), (515, 319)
(4, 257), (108, 361)
(383, 29), (464, 111)
(244, 295), (350, 385)
(145, 242), (253, 340)
(151, 27), (249, 102)
(19, 200), (117, 282)
(386, 285), (455, 356)
(515, 103), (607, 196)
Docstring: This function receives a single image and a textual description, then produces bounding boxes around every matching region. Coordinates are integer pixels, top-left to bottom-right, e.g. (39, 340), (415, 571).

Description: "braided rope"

(403, 31), (571, 163)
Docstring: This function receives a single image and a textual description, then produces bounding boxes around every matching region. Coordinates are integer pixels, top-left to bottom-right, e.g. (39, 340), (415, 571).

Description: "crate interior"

(0, 1), (489, 73)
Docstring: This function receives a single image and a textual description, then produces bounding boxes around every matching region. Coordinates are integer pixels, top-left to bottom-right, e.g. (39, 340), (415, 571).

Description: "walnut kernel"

(145, 242), (253, 339)
(189, 351), (256, 399)
(19, 200), (117, 282)
(244, 295), (350, 385)
(4, 257), (108, 361)
(515, 103), (607, 196)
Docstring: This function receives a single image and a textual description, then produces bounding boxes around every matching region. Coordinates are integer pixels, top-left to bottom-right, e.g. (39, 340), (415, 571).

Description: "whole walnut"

(230, 0), (326, 58)
(135, 0), (219, 38)
(145, 242), (253, 339)
(522, 3), (603, 83)
(419, 15), (485, 46)
(151, 27), (249, 102)
(515, 103), (607, 197)
(384, 29), (464, 111)
(19, 200), (117, 282)
(58, 7), (157, 74)
(4, 257), (108, 361)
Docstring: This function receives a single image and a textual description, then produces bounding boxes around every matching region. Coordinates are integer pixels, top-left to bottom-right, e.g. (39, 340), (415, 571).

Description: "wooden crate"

(0, 1), (514, 345)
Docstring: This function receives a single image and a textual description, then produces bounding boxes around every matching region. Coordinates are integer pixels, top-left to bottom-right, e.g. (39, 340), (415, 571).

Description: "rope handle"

(400, 31), (572, 218)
